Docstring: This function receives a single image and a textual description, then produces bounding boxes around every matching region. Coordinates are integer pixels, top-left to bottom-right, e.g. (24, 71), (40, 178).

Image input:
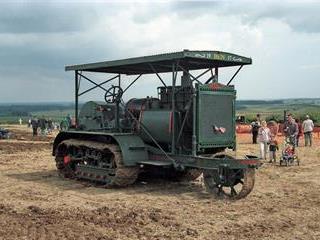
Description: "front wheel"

(203, 154), (255, 199)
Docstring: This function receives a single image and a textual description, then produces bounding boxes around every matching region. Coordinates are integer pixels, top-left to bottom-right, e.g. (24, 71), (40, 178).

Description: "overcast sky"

(0, 0), (319, 103)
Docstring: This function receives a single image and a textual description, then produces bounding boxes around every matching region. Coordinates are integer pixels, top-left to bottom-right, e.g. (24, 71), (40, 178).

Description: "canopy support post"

(75, 70), (79, 126)
(149, 63), (167, 87)
(171, 62), (177, 154)
(177, 64), (202, 85)
(214, 67), (219, 82)
(115, 74), (121, 132)
(122, 74), (142, 94)
(227, 65), (243, 86)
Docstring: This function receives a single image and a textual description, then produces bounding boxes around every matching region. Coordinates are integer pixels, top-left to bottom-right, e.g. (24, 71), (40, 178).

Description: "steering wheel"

(104, 85), (123, 103)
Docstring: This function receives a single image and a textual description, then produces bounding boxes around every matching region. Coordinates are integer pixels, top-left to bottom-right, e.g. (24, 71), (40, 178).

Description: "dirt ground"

(0, 125), (319, 240)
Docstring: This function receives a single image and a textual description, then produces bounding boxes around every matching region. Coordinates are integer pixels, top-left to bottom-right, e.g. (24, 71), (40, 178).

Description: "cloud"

(171, 0), (320, 34)
(238, 1), (320, 34)
(299, 64), (320, 70)
(0, 0), (319, 103)
(0, 1), (98, 34)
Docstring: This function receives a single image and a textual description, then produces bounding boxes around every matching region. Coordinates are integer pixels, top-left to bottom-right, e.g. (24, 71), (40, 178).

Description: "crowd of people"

(251, 113), (315, 162)
(17, 114), (73, 137)
(28, 117), (56, 136)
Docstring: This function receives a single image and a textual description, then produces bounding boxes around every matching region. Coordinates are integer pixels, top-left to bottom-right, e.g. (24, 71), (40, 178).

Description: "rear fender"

(53, 131), (148, 167)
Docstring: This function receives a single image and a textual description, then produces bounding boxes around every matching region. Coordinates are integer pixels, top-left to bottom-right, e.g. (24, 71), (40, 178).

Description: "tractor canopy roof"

(65, 50), (252, 75)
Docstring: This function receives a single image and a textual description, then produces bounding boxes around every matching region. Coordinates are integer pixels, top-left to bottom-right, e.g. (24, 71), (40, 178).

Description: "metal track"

(55, 139), (139, 187)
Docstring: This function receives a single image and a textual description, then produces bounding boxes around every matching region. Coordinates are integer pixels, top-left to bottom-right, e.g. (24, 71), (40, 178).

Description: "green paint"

(196, 84), (236, 151)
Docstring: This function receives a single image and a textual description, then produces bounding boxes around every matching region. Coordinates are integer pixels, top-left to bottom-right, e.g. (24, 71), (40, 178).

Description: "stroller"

(279, 136), (299, 166)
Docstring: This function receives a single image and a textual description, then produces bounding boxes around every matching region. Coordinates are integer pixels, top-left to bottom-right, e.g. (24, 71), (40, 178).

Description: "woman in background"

(258, 120), (272, 160)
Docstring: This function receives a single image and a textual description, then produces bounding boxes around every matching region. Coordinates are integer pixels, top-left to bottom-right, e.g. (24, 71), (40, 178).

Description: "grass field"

(236, 101), (320, 124)
(1, 99), (320, 125)
(0, 109), (73, 124)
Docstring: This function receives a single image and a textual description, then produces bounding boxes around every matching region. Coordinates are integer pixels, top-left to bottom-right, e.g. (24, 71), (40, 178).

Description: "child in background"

(283, 143), (295, 157)
(269, 135), (279, 163)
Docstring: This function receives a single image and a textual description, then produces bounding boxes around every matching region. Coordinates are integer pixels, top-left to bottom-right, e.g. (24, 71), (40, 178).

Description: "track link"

(55, 139), (139, 187)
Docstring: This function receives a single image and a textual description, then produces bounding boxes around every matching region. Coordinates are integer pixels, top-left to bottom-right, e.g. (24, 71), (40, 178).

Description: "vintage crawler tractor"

(53, 50), (261, 199)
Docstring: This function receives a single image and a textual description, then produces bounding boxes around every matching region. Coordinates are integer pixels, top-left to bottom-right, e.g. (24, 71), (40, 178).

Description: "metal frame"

(227, 65), (243, 86)
(74, 71), (121, 126)
(66, 50), (252, 73)
(72, 62), (245, 157)
(148, 153), (260, 169)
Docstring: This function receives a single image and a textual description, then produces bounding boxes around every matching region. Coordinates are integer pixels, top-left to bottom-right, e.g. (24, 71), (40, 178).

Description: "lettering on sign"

(195, 53), (212, 59)
(194, 52), (244, 62)
(227, 55), (243, 62)
(213, 53), (226, 61)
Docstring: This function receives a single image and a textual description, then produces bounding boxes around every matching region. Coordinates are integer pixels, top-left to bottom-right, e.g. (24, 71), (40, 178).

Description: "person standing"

(258, 120), (271, 160)
(283, 114), (299, 148)
(19, 118), (22, 125)
(66, 114), (72, 127)
(302, 115), (314, 147)
(47, 118), (53, 134)
(269, 135), (279, 163)
(31, 117), (39, 136)
(38, 117), (47, 136)
(251, 114), (261, 144)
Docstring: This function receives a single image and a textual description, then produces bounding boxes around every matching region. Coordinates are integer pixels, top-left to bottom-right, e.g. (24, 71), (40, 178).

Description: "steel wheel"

(203, 154), (255, 200)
